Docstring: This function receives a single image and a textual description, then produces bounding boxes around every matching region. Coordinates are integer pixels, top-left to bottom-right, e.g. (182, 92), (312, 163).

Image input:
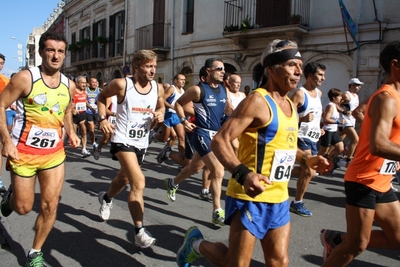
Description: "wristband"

(232, 164), (252, 185)
(99, 115), (107, 122)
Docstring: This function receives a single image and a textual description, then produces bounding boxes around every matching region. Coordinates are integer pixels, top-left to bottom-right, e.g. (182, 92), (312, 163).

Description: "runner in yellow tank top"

(0, 32), (80, 266)
(176, 39), (331, 267)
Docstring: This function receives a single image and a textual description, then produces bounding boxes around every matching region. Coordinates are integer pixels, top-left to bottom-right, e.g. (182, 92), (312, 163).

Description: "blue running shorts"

(297, 137), (318, 155)
(225, 196), (290, 239)
(163, 112), (180, 128)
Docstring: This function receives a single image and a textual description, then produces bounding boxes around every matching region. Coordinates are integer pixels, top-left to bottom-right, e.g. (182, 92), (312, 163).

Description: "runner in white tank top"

(96, 50), (165, 249)
(290, 62), (326, 217)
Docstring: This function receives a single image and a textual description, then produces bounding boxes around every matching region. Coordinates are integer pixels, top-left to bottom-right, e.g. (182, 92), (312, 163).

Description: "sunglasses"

(276, 40), (290, 48)
(211, 66), (224, 71)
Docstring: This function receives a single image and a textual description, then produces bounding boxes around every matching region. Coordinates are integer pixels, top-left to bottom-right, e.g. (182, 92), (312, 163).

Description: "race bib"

(26, 125), (60, 149)
(269, 150), (296, 182)
(305, 126), (321, 142)
(380, 159), (397, 175)
(126, 120), (148, 140)
(108, 115), (116, 125)
(75, 102), (86, 112)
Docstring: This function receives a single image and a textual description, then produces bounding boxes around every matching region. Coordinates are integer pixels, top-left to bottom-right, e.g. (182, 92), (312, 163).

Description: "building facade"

(33, 0), (400, 105)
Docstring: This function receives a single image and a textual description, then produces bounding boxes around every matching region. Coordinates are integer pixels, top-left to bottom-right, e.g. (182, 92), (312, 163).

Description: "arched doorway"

(181, 67), (193, 89)
(96, 72), (103, 88)
(112, 70), (122, 79)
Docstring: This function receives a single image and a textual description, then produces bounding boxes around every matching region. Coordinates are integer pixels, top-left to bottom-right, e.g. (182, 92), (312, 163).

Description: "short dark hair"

(199, 66), (207, 81)
(0, 53), (5, 61)
(328, 88), (342, 101)
(303, 62), (326, 79)
(380, 41), (400, 74)
(39, 31), (68, 52)
(204, 58), (223, 69)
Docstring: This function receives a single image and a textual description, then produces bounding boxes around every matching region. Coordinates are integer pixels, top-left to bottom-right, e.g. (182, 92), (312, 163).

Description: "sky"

(0, 0), (61, 77)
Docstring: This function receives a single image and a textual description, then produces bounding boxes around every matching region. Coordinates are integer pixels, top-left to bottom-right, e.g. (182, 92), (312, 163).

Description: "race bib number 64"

(269, 150), (296, 182)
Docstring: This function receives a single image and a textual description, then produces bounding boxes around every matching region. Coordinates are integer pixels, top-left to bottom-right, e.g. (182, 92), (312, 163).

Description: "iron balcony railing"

(136, 22), (171, 51)
(223, 0), (310, 33)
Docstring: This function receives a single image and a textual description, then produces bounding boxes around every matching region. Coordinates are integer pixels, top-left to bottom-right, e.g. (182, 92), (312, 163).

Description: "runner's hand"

(243, 172), (271, 198)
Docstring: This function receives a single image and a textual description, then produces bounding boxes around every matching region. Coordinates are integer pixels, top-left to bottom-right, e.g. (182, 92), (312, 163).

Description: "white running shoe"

(98, 191), (113, 220)
(82, 149), (91, 158)
(135, 228), (157, 248)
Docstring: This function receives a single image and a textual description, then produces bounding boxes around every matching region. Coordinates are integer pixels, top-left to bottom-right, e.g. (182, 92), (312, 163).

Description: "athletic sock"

(103, 193), (112, 203)
(28, 249), (41, 256)
(135, 225), (143, 235)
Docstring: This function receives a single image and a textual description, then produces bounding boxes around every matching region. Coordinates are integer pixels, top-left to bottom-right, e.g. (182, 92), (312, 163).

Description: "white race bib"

(126, 120), (149, 141)
(75, 102), (86, 112)
(26, 125), (60, 149)
(305, 126), (321, 142)
(108, 115), (116, 125)
(380, 159), (397, 175)
(269, 150), (296, 182)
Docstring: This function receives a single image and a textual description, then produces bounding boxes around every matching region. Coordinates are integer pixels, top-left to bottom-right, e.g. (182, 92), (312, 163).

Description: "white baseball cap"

(349, 78), (364, 85)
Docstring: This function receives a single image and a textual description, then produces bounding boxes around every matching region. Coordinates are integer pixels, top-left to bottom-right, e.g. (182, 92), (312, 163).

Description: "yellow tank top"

(226, 88), (298, 203)
(12, 67), (71, 155)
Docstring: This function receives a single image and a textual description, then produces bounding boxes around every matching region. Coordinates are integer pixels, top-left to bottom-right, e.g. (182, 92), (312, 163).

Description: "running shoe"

(81, 149), (91, 158)
(1, 185), (13, 217)
(290, 201), (313, 217)
(164, 178), (178, 202)
(0, 181), (7, 192)
(320, 229), (340, 262)
(93, 146), (101, 160)
(176, 226), (204, 267)
(212, 209), (225, 226)
(157, 145), (172, 164)
(198, 191), (212, 202)
(25, 251), (51, 267)
(98, 191), (113, 220)
(135, 227), (157, 248)
(148, 130), (156, 145)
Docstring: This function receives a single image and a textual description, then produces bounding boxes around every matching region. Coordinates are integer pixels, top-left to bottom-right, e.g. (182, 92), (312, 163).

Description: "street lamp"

(11, 36), (25, 69)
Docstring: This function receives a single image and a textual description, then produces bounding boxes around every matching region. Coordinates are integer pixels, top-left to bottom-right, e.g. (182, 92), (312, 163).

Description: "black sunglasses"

(276, 40), (290, 48)
(211, 66), (224, 71)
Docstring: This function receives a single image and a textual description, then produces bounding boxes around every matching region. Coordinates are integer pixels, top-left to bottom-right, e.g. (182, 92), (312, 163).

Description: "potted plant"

(67, 43), (80, 52)
(290, 14), (302, 24)
(240, 15), (253, 32)
(95, 36), (109, 44)
(80, 38), (92, 48)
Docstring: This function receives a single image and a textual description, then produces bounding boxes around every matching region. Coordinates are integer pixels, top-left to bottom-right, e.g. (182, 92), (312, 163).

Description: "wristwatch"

(180, 117), (187, 123)
(99, 115), (107, 122)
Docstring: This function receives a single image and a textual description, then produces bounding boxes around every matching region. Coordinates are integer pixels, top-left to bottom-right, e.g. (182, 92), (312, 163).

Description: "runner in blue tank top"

(164, 58), (232, 226)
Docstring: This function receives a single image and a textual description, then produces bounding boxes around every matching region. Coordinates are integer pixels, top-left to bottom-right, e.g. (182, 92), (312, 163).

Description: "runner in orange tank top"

(321, 41), (400, 266)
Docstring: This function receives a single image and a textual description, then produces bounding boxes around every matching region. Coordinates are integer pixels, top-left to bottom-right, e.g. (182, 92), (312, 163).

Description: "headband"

(262, 49), (302, 67)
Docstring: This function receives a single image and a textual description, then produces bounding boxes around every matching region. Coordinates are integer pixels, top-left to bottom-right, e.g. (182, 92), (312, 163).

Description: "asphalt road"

(0, 139), (399, 266)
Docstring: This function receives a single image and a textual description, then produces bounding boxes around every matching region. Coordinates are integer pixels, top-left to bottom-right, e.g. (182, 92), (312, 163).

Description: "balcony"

(223, 0), (310, 48)
(136, 22), (171, 59)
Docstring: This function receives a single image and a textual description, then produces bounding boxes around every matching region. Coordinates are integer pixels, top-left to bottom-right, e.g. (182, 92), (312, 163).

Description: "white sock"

(29, 249), (41, 256)
(170, 179), (177, 187)
(201, 188), (209, 194)
(165, 151), (170, 158)
(192, 239), (203, 254)
(294, 200), (303, 204)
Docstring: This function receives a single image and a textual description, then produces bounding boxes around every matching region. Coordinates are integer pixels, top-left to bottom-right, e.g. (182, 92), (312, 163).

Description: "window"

(79, 26), (91, 60)
(109, 10), (125, 57)
(93, 19), (107, 58)
(183, 0), (194, 34)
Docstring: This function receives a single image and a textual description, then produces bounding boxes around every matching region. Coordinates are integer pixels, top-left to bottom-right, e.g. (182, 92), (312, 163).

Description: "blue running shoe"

(290, 201), (312, 217)
(176, 226), (204, 267)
